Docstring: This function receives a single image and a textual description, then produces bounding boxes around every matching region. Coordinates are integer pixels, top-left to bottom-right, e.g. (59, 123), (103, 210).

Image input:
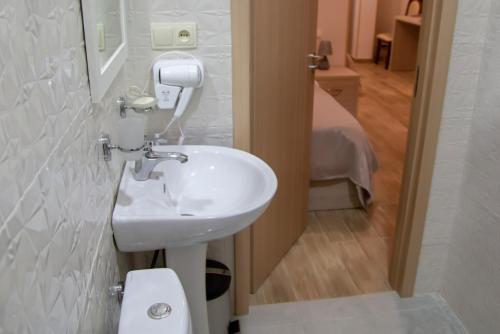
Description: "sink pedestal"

(166, 243), (209, 334)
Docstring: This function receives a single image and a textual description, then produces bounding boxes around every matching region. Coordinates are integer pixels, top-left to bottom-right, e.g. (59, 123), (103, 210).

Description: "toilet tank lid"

(118, 268), (191, 334)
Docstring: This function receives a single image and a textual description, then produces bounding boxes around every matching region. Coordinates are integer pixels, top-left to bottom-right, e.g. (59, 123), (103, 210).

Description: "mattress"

(311, 83), (378, 207)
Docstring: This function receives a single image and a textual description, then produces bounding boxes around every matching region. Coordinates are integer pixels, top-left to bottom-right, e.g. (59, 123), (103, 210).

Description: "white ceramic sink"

(112, 145), (277, 334)
(112, 145), (277, 251)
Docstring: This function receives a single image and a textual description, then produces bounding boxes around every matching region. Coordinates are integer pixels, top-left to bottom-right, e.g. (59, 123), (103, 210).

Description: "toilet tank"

(118, 269), (192, 334)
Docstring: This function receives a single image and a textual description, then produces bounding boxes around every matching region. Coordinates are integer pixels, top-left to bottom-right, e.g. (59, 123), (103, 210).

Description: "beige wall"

(376, 0), (408, 34)
(317, 0), (350, 66)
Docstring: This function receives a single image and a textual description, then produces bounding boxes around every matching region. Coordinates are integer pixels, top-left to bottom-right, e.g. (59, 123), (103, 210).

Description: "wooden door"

(251, 0), (319, 291)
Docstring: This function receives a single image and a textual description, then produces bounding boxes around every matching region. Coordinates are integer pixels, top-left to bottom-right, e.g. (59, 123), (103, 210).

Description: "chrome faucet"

(133, 144), (188, 181)
(97, 134), (188, 181)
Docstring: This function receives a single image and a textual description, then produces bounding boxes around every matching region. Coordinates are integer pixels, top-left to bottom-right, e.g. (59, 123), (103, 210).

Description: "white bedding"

(311, 83), (378, 207)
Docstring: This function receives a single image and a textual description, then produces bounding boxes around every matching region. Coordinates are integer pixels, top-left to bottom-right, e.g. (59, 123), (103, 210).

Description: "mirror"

(95, 0), (123, 67)
(82, 0), (128, 102)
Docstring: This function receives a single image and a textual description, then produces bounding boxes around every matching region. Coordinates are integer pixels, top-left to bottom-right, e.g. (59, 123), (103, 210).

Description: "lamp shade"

(318, 40), (333, 56)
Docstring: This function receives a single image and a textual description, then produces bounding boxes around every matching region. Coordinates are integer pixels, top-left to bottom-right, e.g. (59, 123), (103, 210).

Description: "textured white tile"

(125, 0), (233, 147)
(415, 244), (449, 293)
(1, 0), (234, 332)
(0, 0), (126, 332)
(418, 1), (500, 332)
(416, 0), (494, 293)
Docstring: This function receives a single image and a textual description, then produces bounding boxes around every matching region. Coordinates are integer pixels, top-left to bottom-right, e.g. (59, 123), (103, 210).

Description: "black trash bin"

(206, 260), (232, 334)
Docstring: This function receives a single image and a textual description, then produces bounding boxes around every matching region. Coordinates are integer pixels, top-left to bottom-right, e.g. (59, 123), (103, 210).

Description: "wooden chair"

(374, 0), (423, 69)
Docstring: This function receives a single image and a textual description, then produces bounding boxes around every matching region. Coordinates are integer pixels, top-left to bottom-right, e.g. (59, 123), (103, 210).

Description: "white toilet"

(118, 268), (192, 334)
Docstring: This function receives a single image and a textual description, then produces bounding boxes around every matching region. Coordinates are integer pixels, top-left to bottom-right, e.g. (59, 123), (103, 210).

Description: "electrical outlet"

(150, 22), (197, 50)
(172, 23), (197, 48)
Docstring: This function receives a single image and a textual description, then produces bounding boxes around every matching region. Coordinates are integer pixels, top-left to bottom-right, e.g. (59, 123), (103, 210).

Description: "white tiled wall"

(1, 1), (234, 331)
(0, 0), (125, 332)
(439, 1), (500, 332)
(414, 0), (493, 293)
(126, 0), (233, 147)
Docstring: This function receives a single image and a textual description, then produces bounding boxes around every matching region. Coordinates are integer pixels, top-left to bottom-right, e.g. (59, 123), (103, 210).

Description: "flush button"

(147, 303), (172, 319)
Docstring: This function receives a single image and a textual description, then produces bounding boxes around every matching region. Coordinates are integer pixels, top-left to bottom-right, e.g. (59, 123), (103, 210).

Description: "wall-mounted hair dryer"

(153, 58), (204, 118)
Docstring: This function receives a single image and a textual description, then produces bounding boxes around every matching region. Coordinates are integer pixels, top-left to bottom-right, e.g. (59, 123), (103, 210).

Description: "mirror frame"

(81, 0), (128, 103)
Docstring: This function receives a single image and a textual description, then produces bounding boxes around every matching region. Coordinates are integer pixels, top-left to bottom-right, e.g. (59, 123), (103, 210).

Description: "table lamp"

(318, 40), (333, 70)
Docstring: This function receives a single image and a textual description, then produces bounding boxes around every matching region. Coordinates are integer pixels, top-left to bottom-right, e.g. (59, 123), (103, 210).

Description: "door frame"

(231, 0), (458, 314)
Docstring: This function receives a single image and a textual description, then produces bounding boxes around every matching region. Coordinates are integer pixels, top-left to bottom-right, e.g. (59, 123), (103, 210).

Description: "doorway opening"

(251, 0), (420, 305)
(232, 0), (458, 314)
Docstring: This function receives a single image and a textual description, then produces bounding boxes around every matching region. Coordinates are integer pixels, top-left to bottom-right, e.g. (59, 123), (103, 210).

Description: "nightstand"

(315, 67), (360, 117)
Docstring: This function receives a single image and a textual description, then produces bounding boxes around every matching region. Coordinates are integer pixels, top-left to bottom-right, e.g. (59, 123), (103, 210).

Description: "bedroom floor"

(250, 62), (415, 305)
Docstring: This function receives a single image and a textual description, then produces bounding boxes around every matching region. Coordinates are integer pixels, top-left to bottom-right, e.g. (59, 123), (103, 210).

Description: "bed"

(309, 82), (378, 210)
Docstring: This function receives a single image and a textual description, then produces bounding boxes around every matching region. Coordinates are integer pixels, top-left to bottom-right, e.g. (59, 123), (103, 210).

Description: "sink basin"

(112, 145), (277, 251)
(112, 145), (277, 334)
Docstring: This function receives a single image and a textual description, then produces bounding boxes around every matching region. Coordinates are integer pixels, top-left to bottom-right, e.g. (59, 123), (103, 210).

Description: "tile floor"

(239, 292), (469, 334)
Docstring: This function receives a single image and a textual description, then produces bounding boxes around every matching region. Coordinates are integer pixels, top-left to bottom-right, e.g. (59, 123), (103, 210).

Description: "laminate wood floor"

(250, 62), (415, 305)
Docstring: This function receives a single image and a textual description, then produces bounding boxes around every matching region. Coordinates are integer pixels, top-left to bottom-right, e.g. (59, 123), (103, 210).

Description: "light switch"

(151, 23), (174, 49)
